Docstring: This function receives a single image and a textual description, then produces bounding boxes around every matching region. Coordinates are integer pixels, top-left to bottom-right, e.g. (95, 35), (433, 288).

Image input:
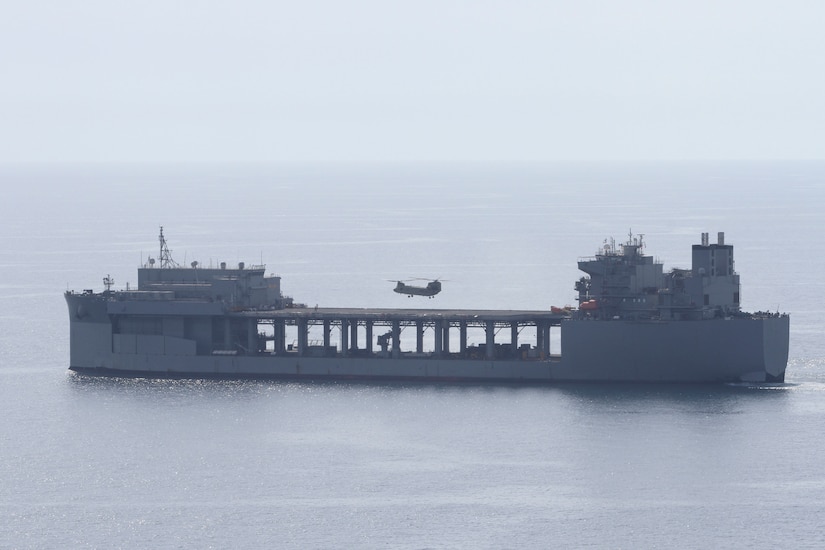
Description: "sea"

(1, 161), (824, 549)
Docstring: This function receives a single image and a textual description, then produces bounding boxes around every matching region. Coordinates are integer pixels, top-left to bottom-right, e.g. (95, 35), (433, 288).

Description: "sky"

(2, 0), (824, 163)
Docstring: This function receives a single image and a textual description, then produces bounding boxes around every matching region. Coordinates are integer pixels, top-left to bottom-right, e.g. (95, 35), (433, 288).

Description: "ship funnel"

(220, 262), (226, 270)
(239, 262), (245, 270)
(701, 232), (709, 246)
(718, 232), (725, 245)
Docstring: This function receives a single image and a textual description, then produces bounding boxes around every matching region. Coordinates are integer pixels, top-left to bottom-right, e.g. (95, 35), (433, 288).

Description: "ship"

(65, 228), (789, 383)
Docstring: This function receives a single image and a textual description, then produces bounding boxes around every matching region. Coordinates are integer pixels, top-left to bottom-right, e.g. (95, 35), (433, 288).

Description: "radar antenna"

(159, 226), (178, 269)
(103, 274), (114, 292)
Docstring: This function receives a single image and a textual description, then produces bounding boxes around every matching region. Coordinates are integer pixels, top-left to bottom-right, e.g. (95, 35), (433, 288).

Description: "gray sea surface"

(2, 161), (824, 548)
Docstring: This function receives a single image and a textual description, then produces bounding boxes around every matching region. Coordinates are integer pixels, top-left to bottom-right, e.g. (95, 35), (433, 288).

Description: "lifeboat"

(579, 300), (599, 311)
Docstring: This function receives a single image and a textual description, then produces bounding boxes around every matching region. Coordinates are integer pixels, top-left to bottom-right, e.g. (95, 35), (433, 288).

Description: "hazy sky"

(3, 1), (823, 162)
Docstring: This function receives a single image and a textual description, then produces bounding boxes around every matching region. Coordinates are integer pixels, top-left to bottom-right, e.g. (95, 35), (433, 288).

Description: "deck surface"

(231, 307), (568, 325)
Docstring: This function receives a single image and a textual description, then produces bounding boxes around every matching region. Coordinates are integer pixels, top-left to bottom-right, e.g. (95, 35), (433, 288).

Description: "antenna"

(103, 275), (114, 292)
(158, 226), (179, 269)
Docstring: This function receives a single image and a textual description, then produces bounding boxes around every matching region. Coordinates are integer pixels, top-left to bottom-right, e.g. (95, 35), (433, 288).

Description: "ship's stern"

(760, 314), (790, 382)
(65, 291), (113, 371)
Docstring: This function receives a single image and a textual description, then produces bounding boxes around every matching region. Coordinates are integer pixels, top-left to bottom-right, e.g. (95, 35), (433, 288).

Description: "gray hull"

(66, 293), (789, 383)
(555, 317), (788, 382)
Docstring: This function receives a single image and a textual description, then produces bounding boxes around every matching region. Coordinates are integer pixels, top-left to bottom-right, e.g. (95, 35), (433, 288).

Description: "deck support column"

(543, 323), (551, 357)
(443, 322), (450, 355)
(434, 320), (443, 356)
(274, 321), (285, 353)
(340, 319), (349, 357)
(392, 321), (401, 359)
(350, 320), (358, 353)
(416, 321), (424, 353)
(459, 322), (467, 356)
(485, 320), (495, 360)
(511, 322), (519, 357)
(537, 321), (550, 358)
(324, 319), (332, 356)
(297, 318), (308, 356)
(366, 321), (373, 354)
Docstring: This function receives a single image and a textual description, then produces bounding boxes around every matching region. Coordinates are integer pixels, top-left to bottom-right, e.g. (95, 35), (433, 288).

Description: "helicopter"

(391, 279), (442, 298)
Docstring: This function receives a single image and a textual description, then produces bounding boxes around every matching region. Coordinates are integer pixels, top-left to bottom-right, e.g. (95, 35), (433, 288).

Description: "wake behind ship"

(65, 229), (789, 383)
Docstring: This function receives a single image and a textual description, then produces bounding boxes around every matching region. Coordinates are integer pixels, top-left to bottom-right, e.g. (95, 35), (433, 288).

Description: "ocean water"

(2, 161), (824, 548)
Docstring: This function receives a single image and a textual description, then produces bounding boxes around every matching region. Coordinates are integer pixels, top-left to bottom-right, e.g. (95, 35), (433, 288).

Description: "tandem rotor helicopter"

(390, 278), (443, 298)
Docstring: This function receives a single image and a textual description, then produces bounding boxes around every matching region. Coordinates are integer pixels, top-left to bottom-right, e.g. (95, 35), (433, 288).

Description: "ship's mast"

(103, 274), (114, 292)
(159, 226), (178, 269)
